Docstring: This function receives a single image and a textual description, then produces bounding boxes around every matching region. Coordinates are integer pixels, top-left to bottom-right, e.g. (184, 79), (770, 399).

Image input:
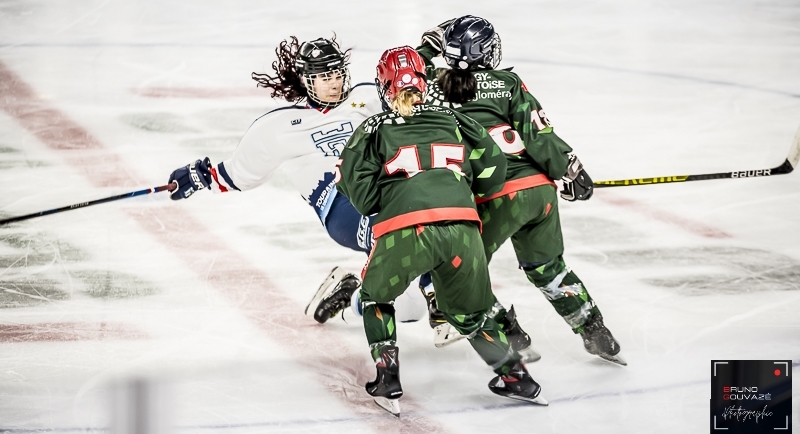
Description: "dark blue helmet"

(442, 15), (502, 70)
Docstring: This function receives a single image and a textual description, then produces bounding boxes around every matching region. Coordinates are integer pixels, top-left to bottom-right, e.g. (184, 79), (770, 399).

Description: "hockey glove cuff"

(560, 154), (594, 201)
(168, 157), (213, 200)
(420, 18), (456, 56)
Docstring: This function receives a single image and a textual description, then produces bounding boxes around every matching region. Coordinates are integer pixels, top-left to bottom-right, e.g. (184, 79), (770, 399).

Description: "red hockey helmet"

(375, 46), (427, 107)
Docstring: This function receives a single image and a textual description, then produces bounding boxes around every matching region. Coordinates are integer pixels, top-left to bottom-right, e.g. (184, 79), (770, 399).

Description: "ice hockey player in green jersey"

(336, 45), (548, 416)
(417, 15), (626, 366)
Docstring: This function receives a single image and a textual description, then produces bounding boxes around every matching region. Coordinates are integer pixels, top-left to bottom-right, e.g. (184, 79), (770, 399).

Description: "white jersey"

(210, 83), (383, 223)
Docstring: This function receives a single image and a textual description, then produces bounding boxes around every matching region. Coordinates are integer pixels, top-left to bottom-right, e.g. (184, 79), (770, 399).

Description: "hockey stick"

(0, 183), (176, 226)
(593, 126), (800, 188)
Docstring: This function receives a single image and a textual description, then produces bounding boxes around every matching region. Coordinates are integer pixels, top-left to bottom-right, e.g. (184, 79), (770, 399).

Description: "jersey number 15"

(334, 143), (465, 182)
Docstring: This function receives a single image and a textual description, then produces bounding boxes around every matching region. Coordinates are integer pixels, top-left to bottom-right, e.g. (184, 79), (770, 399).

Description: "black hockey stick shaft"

(0, 182), (177, 226)
(594, 126), (800, 188)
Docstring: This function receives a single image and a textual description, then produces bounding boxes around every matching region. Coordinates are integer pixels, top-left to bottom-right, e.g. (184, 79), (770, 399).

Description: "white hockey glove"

(420, 18), (456, 56)
(560, 154), (594, 201)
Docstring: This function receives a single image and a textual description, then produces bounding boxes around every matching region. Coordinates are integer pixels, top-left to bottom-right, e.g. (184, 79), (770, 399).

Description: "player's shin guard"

(447, 311), (548, 406)
(521, 256), (600, 331)
(444, 312), (517, 374)
(362, 301), (398, 357)
(522, 257), (624, 365)
(492, 304), (541, 362)
(362, 301), (402, 415)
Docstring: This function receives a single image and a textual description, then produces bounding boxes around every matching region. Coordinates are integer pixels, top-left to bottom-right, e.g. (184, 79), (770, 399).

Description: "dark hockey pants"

(361, 222), (518, 374)
(478, 184), (600, 332)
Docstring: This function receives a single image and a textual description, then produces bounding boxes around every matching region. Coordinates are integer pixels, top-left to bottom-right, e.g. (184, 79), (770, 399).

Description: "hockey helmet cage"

(296, 38), (351, 108)
(442, 15), (502, 70)
(375, 46), (428, 107)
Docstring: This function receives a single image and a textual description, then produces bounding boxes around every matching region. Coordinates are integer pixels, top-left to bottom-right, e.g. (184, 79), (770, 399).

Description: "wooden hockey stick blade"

(594, 125), (800, 188)
(0, 183), (177, 226)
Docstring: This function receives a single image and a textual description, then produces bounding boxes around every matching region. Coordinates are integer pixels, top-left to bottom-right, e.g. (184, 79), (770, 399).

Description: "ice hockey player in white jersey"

(166, 36), (425, 324)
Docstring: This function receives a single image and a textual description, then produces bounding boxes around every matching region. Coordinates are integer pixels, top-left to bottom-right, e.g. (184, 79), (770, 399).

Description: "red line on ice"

(0, 63), (132, 189)
(599, 195), (732, 239)
(131, 87), (263, 99)
(0, 322), (147, 343)
(0, 59), (446, 433)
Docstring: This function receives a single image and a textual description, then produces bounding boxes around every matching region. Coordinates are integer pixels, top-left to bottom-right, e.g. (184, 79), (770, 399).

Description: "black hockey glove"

(420, 18), (456, 55)
(168, 157), (213, 200)
(560, 154), (594, 201)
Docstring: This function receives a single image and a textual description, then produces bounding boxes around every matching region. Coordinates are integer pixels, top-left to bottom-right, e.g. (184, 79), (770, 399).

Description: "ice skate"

(488, 361), (548, 406)
(305, 267), (361, 324)
(432, 322), (465, 348)
(579, 313), (627, 366)
(502, 306), (542, 363)
(366, 345), (403, 417)
(422, 287), (467, 348)
(420, 287), (447, 328)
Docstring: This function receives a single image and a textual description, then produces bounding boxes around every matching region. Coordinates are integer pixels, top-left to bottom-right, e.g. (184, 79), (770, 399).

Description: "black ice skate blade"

(598, 352), (627, 366)
(373, 397), (400, 417)
(518, 346), (542, 363)
(492, 391), (549, 406)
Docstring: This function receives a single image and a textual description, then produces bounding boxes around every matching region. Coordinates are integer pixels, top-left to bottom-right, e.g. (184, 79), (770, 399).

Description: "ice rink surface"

(1, 0), (799, 432)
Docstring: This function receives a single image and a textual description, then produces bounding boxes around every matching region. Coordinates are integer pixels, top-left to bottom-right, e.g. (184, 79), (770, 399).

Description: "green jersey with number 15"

(336, 104), (507, 238)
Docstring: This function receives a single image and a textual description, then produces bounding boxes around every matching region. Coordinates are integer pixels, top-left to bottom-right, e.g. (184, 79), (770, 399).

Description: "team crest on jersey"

(311, 121), (354, 156)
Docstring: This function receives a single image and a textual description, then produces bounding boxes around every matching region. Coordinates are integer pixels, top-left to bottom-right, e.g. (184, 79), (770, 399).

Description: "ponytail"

(438, 69), (477, 104)
(391, 89), (422, 117)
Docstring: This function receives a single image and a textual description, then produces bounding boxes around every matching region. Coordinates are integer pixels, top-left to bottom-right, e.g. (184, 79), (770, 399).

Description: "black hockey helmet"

(295, 38), (351, 107)
(442, 15), (502, 71)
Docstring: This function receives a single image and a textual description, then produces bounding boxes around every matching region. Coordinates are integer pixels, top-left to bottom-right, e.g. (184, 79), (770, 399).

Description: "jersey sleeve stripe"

(215, 161), (240, 191)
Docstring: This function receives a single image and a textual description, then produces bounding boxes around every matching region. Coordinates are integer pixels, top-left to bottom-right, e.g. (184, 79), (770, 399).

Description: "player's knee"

(520, 256), (565, 287)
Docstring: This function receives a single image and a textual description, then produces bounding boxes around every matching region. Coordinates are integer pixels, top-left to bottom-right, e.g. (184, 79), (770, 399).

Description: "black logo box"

(710, 360), (792, 433)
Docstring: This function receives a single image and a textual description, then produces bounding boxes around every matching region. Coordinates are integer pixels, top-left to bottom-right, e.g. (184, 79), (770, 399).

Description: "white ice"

(0, 0), (799, 432)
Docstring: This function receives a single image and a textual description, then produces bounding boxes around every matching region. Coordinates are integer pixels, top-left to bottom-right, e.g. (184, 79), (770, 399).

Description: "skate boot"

(304, 267), (361, 324)
(366, 345), (402, 417)
(488, 361), (548, 406)
(579, 313), (626, 366)
(501, 306), (541, 363)
(422, 287), (466, 348)
(420, 287), (446, 328)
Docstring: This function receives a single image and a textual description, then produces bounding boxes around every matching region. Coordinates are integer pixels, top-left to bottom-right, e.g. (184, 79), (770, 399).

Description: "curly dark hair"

(252, 36), (306, 102)
(251, 35), (352, 104)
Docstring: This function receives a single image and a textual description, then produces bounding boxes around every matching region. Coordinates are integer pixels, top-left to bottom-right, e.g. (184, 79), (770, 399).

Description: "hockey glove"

(420, 18), (456, 55)
(560, 154), (594, 201)
(168, 157), (213, 200)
